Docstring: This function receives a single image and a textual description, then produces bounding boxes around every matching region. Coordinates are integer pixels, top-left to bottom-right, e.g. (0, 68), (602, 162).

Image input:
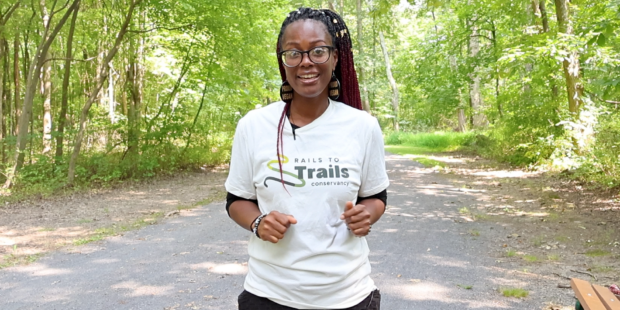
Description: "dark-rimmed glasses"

(278, 46), (335, 67)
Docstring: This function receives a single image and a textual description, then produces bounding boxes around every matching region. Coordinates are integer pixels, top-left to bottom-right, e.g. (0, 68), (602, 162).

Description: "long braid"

(275, 8), (362, 190)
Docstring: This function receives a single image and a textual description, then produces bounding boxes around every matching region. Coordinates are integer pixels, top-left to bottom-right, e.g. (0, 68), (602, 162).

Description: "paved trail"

(0, 154), (559, 309)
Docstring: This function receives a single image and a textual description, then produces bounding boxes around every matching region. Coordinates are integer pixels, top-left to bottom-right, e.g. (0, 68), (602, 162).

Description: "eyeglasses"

(278, 46), (335, 67)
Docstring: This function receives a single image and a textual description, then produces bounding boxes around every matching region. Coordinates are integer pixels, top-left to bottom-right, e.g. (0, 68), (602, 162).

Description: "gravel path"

(0, 154), (571, 309)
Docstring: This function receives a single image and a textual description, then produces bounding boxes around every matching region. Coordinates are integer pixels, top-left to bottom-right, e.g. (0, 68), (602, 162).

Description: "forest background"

(0, 0), (618, 199)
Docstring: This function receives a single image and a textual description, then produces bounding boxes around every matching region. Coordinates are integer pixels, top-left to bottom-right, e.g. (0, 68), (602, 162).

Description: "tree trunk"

(0, 3), (20, 149)
(379, 32), (399, 131)
(4, 0), (80, 188)
(108, 64), (115, 123)
(13, 35), (19, 136)
(42, 51), (52, 154)
(41, 0), (53, 154)
(554, 0), (583, 116)
(0, 40), (4, 159)
(55, 4), (79, 163)
(355, 0), (370, 112)
(539, 0), (550, 33)
(468, 23), (486, 128)
(67, 0), (141, 185)
(124, 30), (144, 175)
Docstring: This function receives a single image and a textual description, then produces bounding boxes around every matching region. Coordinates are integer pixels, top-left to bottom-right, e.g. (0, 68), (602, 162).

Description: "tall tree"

(4, 0), (80, 188)
(356, 0), (370, 112)
(67, 0), (141, 185)
(554, 0), (583, 117)
(379, 31), (399, 131)
(54, 2), (79, 163)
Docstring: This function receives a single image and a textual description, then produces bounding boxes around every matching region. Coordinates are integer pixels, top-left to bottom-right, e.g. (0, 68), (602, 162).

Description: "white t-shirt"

(225, 100), (390, 309)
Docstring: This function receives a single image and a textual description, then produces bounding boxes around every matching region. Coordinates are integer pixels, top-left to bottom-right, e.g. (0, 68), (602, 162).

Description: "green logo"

(263, 155), (306, 188)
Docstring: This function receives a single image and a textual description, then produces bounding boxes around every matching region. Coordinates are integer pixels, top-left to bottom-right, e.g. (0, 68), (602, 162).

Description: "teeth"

(300, 74), (318, 79)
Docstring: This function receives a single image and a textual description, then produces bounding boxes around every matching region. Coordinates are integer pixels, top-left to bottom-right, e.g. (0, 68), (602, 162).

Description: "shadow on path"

(0, 153), (560, 309)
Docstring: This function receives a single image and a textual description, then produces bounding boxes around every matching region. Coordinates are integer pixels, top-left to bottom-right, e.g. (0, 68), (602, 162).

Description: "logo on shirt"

(263, 155), (350, 188)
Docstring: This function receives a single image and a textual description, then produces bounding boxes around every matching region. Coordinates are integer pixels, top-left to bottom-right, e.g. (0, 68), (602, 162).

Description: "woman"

(225, 7), (389, 310)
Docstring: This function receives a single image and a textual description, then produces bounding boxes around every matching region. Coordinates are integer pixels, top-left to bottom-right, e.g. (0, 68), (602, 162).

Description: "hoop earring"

(280, 80), (293, 101)
(328, 72), (340, 100)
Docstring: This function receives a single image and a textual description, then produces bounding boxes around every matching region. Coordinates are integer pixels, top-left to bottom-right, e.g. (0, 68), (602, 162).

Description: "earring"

(328, 72), (340, 100)
(280, 80), (293, 101)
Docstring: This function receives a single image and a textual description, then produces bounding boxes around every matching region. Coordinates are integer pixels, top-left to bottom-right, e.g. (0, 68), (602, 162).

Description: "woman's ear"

(332, 49), (338, 69)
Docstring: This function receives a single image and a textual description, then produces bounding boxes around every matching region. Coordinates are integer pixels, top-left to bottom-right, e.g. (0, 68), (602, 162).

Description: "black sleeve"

(226, 192), (258, 217)
(357, 189), (388, 207)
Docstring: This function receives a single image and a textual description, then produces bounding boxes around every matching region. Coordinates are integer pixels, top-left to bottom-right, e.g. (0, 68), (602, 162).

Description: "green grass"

(590, 265), (614, 273)
(457, 284), (473, 289)
(547, 254), (560, 261)
(473, 213), (491, 221)
(385, 131), (477, 152)
(469, 229), (480, 237)
(585, 249), (611, 257)
(0, 254), (41, 269)
(523, 255), (539, 262)
(505, 249), (517, 257)
(532, 236), (545, 247)
(500, 287), (529, 298)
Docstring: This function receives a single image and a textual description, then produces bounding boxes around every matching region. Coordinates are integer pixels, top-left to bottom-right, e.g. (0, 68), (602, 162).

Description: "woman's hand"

(341, 201), (372, 237)
(257, 211), (297, 243)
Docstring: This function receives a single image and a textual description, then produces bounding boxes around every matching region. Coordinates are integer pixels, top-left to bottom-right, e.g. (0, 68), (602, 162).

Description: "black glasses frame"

(278, 46), (335, 68)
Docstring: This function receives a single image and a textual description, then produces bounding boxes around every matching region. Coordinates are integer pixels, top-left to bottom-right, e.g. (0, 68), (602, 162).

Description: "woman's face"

(280, 19), (338, 100)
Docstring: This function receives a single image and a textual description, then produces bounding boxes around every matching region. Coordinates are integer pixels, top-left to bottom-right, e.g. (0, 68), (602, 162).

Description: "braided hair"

(275, 8), (362, 190)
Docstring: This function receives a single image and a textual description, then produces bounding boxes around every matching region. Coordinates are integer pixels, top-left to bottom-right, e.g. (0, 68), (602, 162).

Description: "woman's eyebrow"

(283, 39), (329, 48)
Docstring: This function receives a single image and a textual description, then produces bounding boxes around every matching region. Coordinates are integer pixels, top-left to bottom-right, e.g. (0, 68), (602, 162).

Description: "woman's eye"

(312, 48), (326, 55)
(288, 51), (301, 58)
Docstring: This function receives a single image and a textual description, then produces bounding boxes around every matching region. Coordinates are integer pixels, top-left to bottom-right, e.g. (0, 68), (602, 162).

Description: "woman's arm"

(229, 200), (262, 231)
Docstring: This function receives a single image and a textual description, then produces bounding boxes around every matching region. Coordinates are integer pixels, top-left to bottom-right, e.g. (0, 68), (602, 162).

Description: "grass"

(459, 207), (470, 214)
(547, 254), (560, 261)
(590, 265), (614, 273)
(505, 249), (517, 257)
(532, 236), (545, 247)
(385, 131), (478, 167)
(0, 254), (41, 269)
(457, 284), (473, 289)
(523, 254), (539, 262)
(473, 213), (491, 221)
(384, 131), (477, 152)
(469, 229), (480, 237)
(585, 249), (611, 257)
(415, 157), (447, 168)
(500, 288), (529, 298)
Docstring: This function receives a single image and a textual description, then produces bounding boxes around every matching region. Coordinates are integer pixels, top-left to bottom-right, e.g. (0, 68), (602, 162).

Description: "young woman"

(225, 7), (389, 310)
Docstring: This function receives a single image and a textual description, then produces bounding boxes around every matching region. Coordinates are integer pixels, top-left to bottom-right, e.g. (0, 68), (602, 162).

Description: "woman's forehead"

(281, 19), (332, 47)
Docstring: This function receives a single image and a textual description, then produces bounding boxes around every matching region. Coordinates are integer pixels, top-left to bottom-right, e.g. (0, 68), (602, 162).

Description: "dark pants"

(238, 289), (381, 310)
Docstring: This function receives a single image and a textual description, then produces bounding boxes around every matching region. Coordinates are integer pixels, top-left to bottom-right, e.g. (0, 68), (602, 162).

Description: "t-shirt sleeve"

(224, 118), (257, 199)
(358, 117), (390, 197)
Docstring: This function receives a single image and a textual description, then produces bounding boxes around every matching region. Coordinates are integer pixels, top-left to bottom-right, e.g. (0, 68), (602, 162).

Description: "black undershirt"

(226, 189), (388, 216)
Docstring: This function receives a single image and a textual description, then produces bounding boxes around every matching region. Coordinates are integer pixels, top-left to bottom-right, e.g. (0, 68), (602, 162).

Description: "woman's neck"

(289, 95), (330, 127)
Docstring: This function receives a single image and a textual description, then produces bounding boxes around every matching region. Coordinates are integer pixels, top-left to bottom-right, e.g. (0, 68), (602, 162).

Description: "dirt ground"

(1, 153), (619, 309)
(400, 152), (620, 309)
(0, 168), (228, 268)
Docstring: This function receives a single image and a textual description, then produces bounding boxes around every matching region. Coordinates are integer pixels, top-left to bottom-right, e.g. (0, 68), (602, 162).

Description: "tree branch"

(1, 2), (20, 25)
(128, 24), (192, 34)
(51, 0), (72, 17)
(586, 91), (620, 106)
(41, 56), (96, 65)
